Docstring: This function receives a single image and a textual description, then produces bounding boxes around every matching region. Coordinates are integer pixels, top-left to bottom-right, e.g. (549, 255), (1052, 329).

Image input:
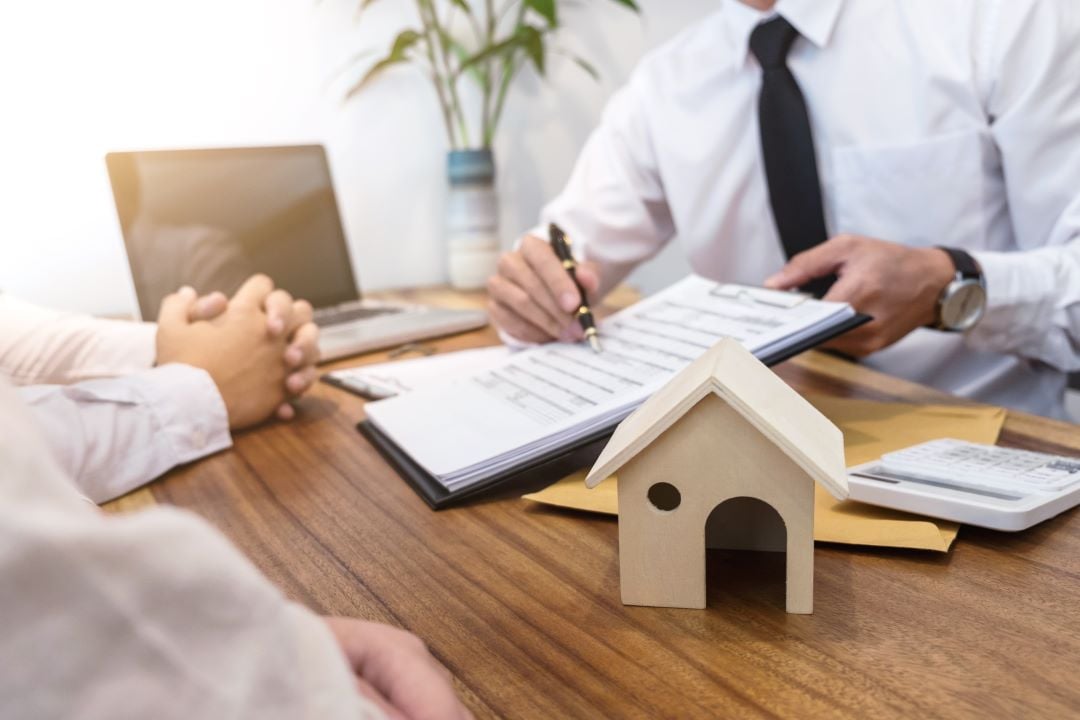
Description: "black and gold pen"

(549, 223), (602, 354)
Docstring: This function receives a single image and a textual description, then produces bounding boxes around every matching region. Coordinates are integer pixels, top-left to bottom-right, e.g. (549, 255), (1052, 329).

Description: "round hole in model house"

(647, 482), (681, 511)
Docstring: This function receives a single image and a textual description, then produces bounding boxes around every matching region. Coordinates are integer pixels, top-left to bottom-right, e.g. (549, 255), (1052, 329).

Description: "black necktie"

(750, 16), (834, 298)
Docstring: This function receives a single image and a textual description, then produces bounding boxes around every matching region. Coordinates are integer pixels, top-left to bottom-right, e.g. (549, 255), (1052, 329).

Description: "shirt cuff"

(284, 604), (385, 718)
(525, 224), (549, 244)
(137, 363), (232, 468)
(496, 326), (538, 350)
(967, 249), (1057, 353)
(524, 222), (587, 261)
(73, 364), (231, 502)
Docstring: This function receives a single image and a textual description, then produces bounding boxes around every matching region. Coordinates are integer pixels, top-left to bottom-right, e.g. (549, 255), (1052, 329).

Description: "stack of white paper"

(327, 346), (511, 399)
(364, 276), (856, 491)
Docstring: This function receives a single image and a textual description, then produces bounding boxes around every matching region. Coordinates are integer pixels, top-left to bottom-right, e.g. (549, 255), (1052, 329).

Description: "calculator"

(846, 439), (1080, 531)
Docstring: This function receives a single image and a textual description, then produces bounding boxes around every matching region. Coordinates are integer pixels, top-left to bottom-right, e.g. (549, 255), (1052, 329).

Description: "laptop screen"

(107, 145), (360, 320)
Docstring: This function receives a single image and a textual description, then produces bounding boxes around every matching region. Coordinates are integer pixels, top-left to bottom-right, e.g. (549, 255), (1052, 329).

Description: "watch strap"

(936, 246), (981, 281)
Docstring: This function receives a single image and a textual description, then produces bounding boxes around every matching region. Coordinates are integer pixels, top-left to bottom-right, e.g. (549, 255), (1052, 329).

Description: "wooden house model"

(585, 338), (849, 614)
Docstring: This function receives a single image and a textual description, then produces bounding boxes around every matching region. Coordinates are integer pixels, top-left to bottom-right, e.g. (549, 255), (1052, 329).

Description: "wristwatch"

(934, 247), (986, 332)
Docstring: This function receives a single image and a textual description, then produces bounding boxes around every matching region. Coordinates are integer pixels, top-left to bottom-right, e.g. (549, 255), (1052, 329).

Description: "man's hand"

(257, 287), (318, 420)
(155, 275), (314, 430)
(487, 234), (602, 344)
(765, 235), (955, 356)
(323, 617), (472, 720)
(184, 285), (319, 421)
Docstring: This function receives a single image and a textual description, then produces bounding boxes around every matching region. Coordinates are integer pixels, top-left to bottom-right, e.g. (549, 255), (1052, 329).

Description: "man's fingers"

(286, 299), (314, 336)
(354, 677), (407, 720)
(275, 402), (296, 421)
(263, 289), (295, 337)
(575, 263), (601, 298)
(284, 322), (320, 368)
(487, 274), (564, 339)
(520, 235), (585, 314)
(821, 322), (884, 357)
(358, 634), (468, 720)
(285, 366), (318, 396)
(324, 617), (468, 720)
(232, 273), (275, 309)
(498, 246), (566, 327)
(764, 236), (853, 290)
(188, 291), (228, 322)
(488, 299), (555, 344)
(821, 270), (865, 304)
(157, 286), (198, 327)
(558, 323), (585, 343)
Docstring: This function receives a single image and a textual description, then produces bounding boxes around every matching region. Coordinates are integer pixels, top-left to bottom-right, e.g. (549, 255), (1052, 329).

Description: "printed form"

(365, 276), (855, 489)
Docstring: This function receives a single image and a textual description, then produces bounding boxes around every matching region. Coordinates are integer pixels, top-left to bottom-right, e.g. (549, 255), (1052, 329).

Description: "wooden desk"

(108, 288), (1080, 719)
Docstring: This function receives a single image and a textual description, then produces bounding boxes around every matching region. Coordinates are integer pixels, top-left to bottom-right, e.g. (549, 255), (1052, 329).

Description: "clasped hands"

(154, 274), (320, 430)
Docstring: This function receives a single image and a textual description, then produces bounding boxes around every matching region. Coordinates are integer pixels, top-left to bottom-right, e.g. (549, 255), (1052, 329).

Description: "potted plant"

(344, 0), (640, 289)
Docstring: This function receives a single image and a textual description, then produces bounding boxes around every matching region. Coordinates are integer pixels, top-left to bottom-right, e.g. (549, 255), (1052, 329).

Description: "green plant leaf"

(517, 25), (546, 76)
(344, 28), (423, 98)
(570, 54), (599, 81)
(457, 34), (524, 76)
(384, 27), (423, 63)
(448, 0), (471, 11)
(607, 0), (640, 11)
(524, 0), (557, 26)
(447, 35), (488, 90)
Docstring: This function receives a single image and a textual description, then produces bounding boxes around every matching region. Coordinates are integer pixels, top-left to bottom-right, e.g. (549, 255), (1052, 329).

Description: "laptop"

(106, 144), (487, 362)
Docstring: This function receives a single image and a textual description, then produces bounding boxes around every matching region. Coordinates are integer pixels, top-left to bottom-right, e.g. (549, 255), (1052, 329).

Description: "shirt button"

(192, 429), (206, 449)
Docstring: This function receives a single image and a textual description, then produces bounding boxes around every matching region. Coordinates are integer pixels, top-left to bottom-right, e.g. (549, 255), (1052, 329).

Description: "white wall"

(0, 0), (710, 316)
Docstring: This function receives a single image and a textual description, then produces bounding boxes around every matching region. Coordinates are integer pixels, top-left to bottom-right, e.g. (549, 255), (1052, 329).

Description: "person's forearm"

(538, 76), (675, 295)
(968, 240), (1080, 371)
(1, 377), (379, 718)
(973, 1), (1080, 373)
(18, 364), (231, 503)
(0, 294), (157, 385)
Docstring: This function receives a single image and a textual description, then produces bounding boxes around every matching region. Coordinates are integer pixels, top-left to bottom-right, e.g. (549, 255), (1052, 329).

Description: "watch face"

(941, 281), (987, 331)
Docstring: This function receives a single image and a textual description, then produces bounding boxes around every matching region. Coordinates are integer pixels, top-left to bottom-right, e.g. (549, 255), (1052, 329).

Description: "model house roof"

(585, 338), (849, 500)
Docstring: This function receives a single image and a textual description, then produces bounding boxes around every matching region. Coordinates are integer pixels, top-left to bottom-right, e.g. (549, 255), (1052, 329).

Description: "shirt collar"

(721, 0), (844, 67)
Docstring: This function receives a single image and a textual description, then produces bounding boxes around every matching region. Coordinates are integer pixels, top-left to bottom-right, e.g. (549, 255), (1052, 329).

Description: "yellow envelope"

(522, 396), (1007, 552)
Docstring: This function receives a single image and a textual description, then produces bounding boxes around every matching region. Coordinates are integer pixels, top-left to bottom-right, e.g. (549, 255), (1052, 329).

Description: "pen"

(549, 223), (602, 354)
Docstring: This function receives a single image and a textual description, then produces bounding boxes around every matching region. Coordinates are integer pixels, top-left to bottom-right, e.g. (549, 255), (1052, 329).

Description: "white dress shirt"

(0, 378), (381, 719)
(542, 0), (1080, 419)
(0, 293), (232, 502)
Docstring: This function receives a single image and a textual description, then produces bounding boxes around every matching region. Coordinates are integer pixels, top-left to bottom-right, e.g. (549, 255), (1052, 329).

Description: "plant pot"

(446, 149), (500, 290)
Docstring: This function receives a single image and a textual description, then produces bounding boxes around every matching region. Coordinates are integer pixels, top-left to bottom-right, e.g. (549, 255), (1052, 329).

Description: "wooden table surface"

(108, 287), (1080, 719)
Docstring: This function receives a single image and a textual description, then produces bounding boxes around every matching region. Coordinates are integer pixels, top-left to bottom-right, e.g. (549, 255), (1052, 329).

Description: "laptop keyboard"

(315, 305), (403, 327)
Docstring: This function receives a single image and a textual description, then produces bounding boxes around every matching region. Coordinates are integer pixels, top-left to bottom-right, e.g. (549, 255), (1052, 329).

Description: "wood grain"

(106, 287), (1080, 719)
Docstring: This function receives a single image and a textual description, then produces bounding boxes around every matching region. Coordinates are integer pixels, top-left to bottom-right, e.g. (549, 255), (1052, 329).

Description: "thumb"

(157, 286), (197, 327)
(764, 237), (849, 290)
(576, 263), (601, 299)
(232, 273), (275, 309)
(189, 291), (228, 322)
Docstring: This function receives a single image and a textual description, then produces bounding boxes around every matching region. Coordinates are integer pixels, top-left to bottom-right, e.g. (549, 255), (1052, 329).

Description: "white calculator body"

(847, 438), (1080, 531)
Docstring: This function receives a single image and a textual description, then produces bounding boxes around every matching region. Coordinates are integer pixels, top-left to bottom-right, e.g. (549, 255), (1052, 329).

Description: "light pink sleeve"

(0, 293), (157, 386)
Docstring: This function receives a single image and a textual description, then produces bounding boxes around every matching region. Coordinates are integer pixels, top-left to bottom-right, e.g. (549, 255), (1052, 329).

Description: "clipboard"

(358, 312), (871, 510)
